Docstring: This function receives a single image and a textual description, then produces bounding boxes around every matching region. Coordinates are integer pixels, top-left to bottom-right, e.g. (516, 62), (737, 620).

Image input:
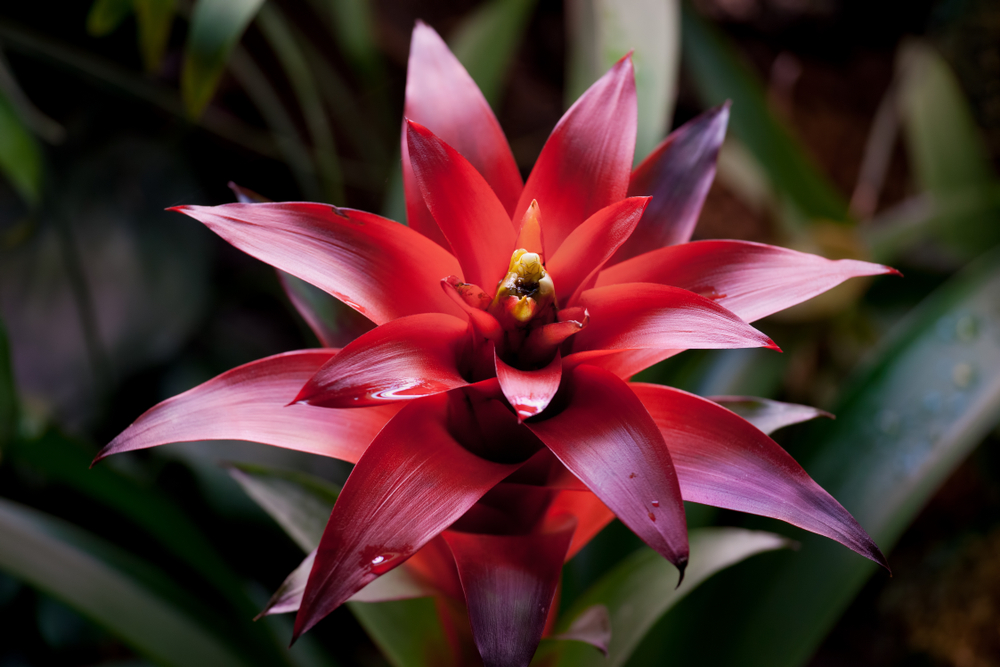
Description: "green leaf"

(542, 528), (791, 667)
(11, 432), (309, 666)
(348, 598), (453, 667)
(450, 0), (539, 107)
(0, 319), (14, 450)
(181, 0), (265, 118)
(0, 496), (250, 667)
(897, 40), (996, 196)
(648, 246), (1000, 666)
(134, 0), (176, 73)
(888, 40), (1000, 256)
(256, 3), (344, 204)
(0, 87), (42, 206)
(86, 0), (134, 36)
(565, 0), (679, 160)
(313, 0), (380, 78)
(680, 5), (848, 223)
(227, 462), (340, 552)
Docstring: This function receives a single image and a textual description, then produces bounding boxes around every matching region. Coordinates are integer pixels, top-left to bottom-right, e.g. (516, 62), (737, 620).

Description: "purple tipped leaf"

(549, 604), (612, 655)
(527, 366), (689, 573)
(599, 240), (899, 323)
(612, 104), (730, 263)
(96, 350), (401, 465)
(632, 383), (886, 568)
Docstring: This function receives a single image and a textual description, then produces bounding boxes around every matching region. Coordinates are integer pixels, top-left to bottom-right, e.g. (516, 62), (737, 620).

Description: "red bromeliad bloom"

(97, 22), (895, 667)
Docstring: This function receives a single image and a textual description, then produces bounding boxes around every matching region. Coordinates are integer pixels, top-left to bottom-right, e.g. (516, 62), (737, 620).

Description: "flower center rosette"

(96, 21), (896, 667)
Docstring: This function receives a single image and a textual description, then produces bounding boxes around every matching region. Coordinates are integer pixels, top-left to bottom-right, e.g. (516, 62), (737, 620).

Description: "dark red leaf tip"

(764, 340), (783, 353)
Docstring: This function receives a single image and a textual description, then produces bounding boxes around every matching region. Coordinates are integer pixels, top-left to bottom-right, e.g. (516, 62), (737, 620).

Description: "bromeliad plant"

(95, 22), (896, 667)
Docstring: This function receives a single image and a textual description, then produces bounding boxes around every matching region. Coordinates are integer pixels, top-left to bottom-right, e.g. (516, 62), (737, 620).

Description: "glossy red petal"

(527, 366), (689, 574)
(295, 313), (470, 407)
(598, 240), (899, 323)
(515, 56), (637, 253)
(494, 350), (562, 422)
(572, 284), (777, 354)
(710, 395), (833, 436)
(612, 104), (730, 263)
(443, 515), (576, 667)
(546, 197), (650, 306)
(404, 22), (522, 217)
(406, 121), (516, 292)
(172, 203), (464, 325)
(95, 350), (400, 465)
(632, 383), (887, 568)
(293, 394), (520, 640)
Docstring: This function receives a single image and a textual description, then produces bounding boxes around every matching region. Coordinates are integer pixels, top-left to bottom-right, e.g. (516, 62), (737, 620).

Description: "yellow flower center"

(491, 249), (555, 325)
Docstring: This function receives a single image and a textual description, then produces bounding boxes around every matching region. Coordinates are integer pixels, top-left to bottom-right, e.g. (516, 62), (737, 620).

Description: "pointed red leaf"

(710, 395), (833, 436)
(172, 203), (464, 325)
(95, 350), (400, 465)
(571, 284), (777, 355)
(404, 22), (522, 217)
(632, 383), (887, 568)
(546, 197), (650, 306)
(443, 515), (576, 667)
(599, 240), (899, 323)
(527, 366), (689, 573)
(295, 313), (470, 407)
(612, 104), (730, 263)
(406, 120), (516, 292)
(494, 349), (562, 422)
(293, 394), (521, 639)
(515, 56), (637, 253)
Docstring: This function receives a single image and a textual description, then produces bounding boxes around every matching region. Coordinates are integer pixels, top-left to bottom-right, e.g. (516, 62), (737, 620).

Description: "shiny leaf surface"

(516, 55), (637, 252)
(406, 120), (516, 292)
(296, 313), (470, 407)
(571, 283), (776, 354)
(632, 383), (885, 566)
(96, 350), (402, 465)
(598, 240), (897, 323)
(614, 104), (729, 262)
(173, 202), (464, 325)
(528, 366), (688, 572)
